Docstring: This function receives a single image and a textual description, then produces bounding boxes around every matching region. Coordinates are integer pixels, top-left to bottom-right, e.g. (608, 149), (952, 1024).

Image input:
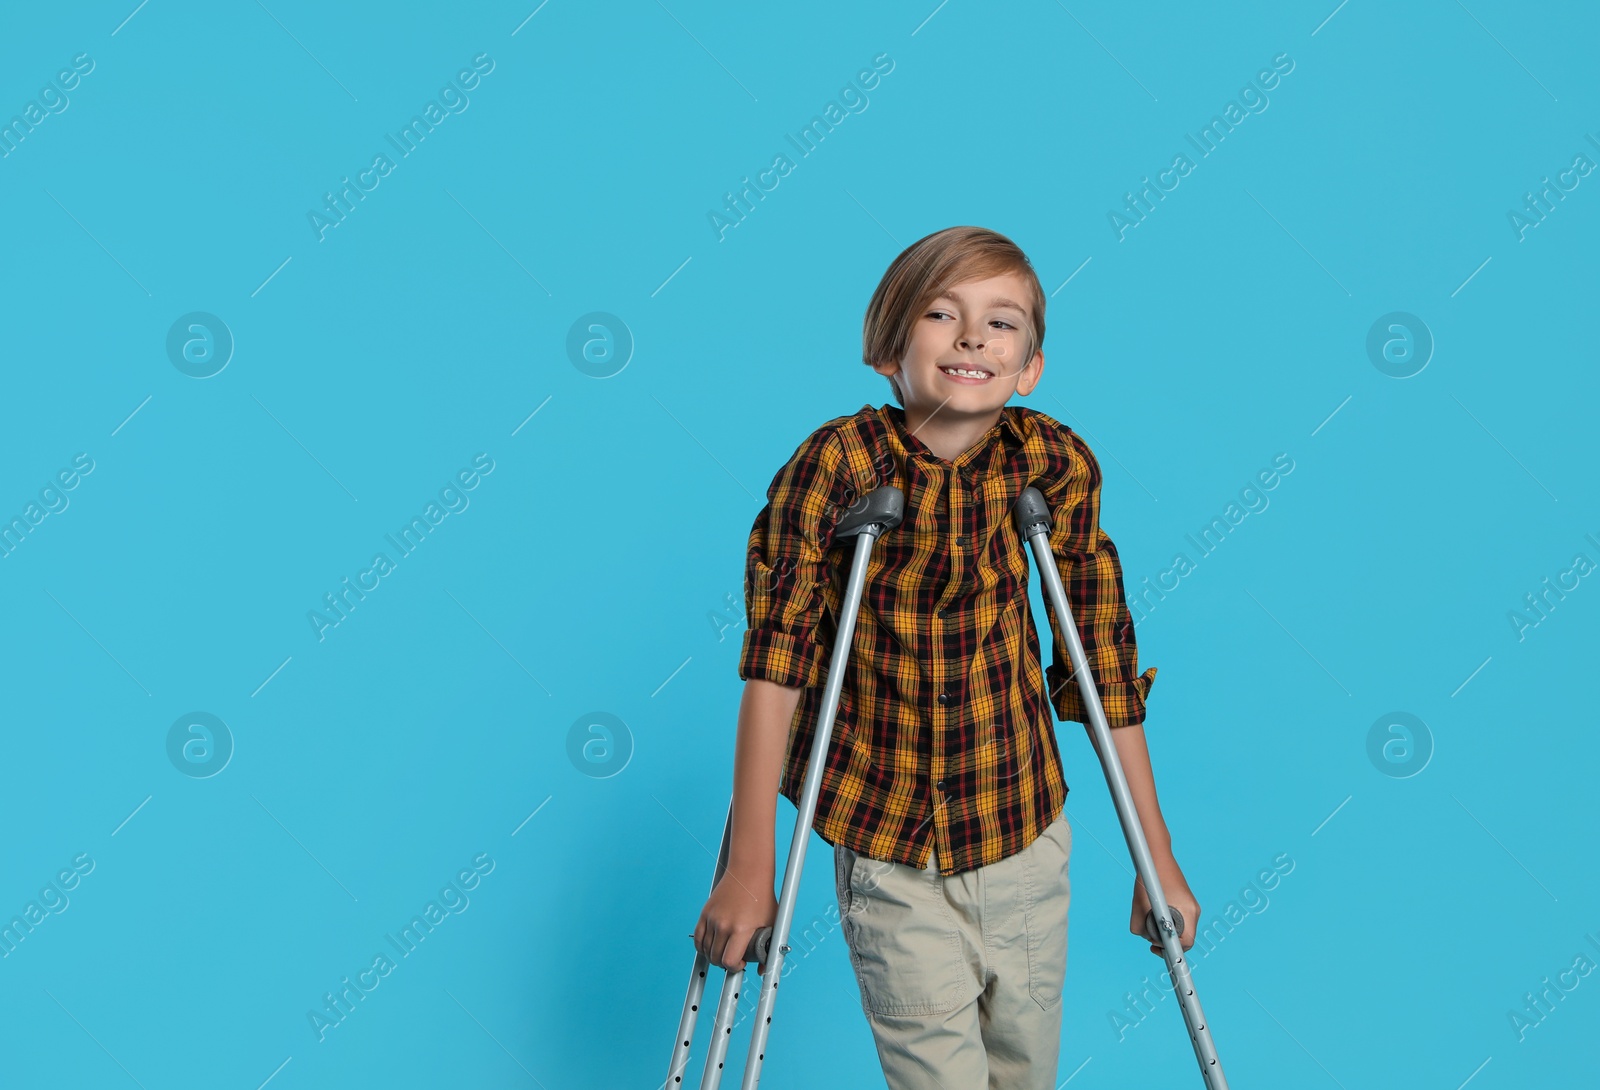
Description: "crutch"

(666, 485), (905, 1090)
(1014, 485), (1230, 1089)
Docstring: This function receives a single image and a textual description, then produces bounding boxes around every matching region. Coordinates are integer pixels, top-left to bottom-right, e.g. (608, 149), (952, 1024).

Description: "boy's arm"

(694, 678), (800, 970)
(1098, 722), (1199, 954)
(1091, 723), (1171, 857)
(1039, 430), (1156, 731)
(725, 678), (804, 880)
(696, 426), (845, 970)
(1040, 425), (1198, 951)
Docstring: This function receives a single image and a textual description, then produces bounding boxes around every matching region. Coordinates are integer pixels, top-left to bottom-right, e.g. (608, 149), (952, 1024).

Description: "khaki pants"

(834, 808), (1072, 1089)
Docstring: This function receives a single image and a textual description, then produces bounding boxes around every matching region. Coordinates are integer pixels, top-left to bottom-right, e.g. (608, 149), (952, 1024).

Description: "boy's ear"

(1014, 349), (1045, 396)
(869, 357), (904, 402)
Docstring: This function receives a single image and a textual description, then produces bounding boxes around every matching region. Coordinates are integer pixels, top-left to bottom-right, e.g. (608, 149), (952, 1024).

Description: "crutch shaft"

(1015, 486), (1229, 1090)
(665, 807), (735, 1089)
(737, 497), (896, 1090)
(667, 486), (904, 1090)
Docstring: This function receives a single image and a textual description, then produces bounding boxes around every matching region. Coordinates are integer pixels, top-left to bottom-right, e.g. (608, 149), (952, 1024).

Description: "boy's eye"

(926, 311), (1017, 330)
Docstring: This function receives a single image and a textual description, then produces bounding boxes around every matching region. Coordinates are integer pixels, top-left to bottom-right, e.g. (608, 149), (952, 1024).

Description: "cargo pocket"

(834, 844), (854, 919)
(1025, 812), (1072, 1013)
(843, 851), (968, 1017)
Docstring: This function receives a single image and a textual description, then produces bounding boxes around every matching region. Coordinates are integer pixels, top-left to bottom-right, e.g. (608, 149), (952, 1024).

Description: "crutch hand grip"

(834, 483), (906, 539)
(743, 927), (772, 965)
(1012, 484), (1053, 537)
(1142, 907), (1184, 945)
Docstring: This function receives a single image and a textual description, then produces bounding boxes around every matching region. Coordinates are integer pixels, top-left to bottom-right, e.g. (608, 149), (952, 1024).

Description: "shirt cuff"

(1047, 664), (1157, 728)
(738, 628), (829, 689)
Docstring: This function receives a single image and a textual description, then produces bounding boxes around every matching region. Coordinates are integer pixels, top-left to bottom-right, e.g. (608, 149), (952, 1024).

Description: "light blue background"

(2, 1), (1596, 1087)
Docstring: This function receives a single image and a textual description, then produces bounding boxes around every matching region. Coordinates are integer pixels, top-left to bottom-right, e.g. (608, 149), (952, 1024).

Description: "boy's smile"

(871, 270), (1045, 462)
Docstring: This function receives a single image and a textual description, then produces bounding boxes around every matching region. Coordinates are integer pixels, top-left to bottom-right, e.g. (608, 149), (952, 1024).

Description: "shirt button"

(935, 779), (947, 792)
(955, 536), (967, 545)
(937, 693), (951, 706)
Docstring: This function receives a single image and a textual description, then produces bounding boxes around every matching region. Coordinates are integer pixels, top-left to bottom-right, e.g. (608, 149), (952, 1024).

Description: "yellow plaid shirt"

(738, 403), (1157, 875)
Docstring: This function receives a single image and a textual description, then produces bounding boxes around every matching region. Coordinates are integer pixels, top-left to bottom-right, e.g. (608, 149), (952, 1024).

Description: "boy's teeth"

(942, 367), (989, 378)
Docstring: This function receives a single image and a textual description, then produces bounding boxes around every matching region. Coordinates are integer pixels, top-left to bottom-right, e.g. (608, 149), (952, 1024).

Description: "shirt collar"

(878, 403), (1030, 466)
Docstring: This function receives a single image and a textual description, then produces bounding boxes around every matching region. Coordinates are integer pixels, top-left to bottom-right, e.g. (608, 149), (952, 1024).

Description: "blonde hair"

(861, 226), (1046, 406)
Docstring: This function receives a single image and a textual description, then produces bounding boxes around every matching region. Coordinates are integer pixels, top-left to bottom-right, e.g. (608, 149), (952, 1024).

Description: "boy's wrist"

(726, 850), (776, 882)
(1144, 829), (1174, 862)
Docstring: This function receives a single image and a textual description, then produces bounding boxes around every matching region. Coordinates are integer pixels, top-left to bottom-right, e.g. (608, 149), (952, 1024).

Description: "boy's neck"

(898, 402), (1005, 463)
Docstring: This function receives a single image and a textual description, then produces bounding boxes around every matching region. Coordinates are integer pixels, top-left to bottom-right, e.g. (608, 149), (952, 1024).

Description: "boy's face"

(871, 271), (1044, 418)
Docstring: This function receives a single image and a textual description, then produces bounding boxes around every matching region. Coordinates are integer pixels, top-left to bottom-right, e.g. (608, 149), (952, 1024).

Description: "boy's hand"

(1129, 855), (1199, 956)
(693, 866), (778, 974)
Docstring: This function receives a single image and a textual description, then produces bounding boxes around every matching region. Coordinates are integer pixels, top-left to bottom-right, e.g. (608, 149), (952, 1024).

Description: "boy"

(693, 226), (1199, 1088)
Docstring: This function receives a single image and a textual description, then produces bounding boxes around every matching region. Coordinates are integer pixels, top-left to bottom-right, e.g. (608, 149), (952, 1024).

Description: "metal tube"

(663, 807), (732, 1088)
(1016, 485), (1229, 1089)
(738, 514), (884, 1089)
(666, 486), (903, 1090)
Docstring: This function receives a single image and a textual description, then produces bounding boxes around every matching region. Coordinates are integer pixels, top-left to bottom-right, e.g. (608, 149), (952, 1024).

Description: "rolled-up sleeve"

(737, 427), (848, 689)
(1039, 429), (1157, 728)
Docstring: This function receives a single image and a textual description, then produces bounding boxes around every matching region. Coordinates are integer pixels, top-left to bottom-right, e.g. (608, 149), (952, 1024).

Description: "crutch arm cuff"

(1047, 664), (1157, 727)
